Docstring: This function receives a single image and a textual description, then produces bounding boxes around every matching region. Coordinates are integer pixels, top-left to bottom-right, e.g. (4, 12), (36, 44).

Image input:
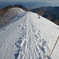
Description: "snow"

(51, 36), (59, 59)
(0, 8), (59, 59)
(0, 7), (26, 28)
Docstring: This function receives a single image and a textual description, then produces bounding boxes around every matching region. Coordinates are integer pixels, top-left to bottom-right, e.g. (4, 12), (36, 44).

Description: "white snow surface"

(0, 8), (59, 59)
(1, 7), (26, 27)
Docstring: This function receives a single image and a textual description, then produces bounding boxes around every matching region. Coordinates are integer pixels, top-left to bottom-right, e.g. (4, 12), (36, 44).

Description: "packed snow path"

(14, 12), (50, 59)
(0, 11), (59, 59)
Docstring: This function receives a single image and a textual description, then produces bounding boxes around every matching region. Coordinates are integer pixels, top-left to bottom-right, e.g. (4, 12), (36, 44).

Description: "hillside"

(0, 5), (28, 28)
(0, 8), (59, 59)
(0, 4), (27, 16)
(32, 6), (59, 25)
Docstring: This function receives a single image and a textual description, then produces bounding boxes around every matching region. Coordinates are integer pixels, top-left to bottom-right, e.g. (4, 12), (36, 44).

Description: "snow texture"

(0, 8), (59, 59)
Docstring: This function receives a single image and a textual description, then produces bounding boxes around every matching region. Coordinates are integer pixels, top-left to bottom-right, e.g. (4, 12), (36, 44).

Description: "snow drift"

(0, 8), (59, 59)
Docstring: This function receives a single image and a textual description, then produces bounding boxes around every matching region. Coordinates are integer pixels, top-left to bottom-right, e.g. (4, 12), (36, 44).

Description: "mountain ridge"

(32, 6), (59, 25)
(0, 5), (28, 28)
(0, 8), (59, 59)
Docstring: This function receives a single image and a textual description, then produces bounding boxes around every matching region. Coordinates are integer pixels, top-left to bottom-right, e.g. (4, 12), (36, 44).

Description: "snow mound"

(5, 7), (25, 16)
(0, 7), (26, 28)
(3, 7), (26, 21)
(0, 9), (59, 59)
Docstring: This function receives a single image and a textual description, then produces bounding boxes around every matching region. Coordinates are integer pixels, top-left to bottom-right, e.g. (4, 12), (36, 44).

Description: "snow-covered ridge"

(0, 7), (26, 28)
(4, 7), (26, 23)
(5, 7), (25, 16)
(0, 8), (59, 59)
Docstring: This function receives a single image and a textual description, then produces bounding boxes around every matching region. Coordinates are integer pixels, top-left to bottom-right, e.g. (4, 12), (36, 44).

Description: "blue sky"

(0, 0), (59, 3)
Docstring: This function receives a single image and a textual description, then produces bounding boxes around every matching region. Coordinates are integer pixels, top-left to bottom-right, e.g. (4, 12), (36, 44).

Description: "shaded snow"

(0, 8), (59, 59)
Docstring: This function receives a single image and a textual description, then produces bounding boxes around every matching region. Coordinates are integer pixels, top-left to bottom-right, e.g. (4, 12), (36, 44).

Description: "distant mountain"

(18, 2), (52, 9)
(0, 1), (53, 9)
(32, 6), (59, 25)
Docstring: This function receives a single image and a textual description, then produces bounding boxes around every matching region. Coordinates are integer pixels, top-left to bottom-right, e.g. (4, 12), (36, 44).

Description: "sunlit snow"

(0, 8), (59, 59)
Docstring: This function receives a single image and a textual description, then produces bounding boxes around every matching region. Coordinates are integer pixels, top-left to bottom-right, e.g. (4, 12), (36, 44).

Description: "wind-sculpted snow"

(0, 9), (59, 59)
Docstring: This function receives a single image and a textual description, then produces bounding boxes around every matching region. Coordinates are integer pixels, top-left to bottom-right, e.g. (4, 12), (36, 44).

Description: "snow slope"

(0, 8), (59, 59)
(0, 7), (26, 28)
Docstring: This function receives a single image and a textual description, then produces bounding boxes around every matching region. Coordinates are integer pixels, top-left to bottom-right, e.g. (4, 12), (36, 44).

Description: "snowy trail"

(14, 12), (50, 59)
(0, 11), (59, 59)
